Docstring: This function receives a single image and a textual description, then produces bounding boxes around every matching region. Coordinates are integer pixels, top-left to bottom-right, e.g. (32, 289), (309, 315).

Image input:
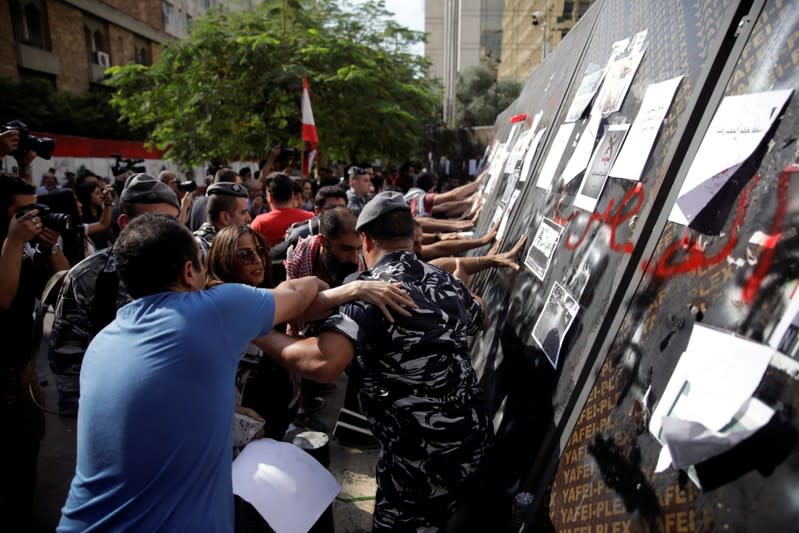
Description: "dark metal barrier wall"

(464, 0), (799, 530)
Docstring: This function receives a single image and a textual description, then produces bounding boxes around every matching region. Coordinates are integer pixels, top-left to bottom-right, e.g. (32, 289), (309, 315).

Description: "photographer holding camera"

(158, 170), (194, 226)
(1, 121), (55, 183)
(0, 171), (69, 529)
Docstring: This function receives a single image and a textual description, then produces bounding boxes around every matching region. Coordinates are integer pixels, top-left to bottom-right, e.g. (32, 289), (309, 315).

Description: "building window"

(84, 18), (110, 66)
(10, 0), (49, 49)
(163, 1), (176, 31)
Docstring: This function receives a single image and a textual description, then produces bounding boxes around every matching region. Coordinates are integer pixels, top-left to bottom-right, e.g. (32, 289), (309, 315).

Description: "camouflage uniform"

(193, 222), (217, 257)
(321, 250), (491, 532)
(346, 189), (371, 215)
(49, 249), (130, 411)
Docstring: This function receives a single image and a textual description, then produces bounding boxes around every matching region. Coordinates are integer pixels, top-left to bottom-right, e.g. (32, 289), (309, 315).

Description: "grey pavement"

(32, 310), (377, 532)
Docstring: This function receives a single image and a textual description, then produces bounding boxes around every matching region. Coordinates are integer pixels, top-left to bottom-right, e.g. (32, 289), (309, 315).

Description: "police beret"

(207, 182), (248, 198)
(121, 173), (179, 209)
(355, 191), (410, 231)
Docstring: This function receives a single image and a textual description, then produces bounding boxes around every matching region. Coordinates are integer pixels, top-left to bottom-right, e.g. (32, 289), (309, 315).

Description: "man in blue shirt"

(58, 213), (324, 532)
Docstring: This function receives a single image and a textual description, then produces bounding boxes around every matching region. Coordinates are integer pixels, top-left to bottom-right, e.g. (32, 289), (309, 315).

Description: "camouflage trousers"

(372, 485), (458, 533)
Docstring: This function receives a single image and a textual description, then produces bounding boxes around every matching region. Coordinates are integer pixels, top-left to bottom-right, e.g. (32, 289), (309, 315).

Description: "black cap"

(121, 173), (179, 209)
(355, 191), (410, 231)
(207, 182), (248, 198)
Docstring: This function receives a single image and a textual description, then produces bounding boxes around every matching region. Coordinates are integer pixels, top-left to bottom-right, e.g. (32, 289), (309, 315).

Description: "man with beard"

(284, 207), (361, 288)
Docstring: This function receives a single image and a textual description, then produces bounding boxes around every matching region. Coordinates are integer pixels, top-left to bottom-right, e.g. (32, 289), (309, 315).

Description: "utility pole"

(443, 0), (460, 127)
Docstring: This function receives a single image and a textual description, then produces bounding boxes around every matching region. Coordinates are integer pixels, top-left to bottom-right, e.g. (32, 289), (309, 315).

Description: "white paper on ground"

(535, 123), (575, 190)
(561, 113), (602, 186)
(649, 324), (773, 437)
(232, 439), (341, 533)
(611, 76), (683, 181)
(668, 89), (793, 225)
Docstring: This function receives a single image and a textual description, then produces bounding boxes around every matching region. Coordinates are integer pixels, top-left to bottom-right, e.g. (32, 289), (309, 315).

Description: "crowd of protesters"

(1, 129), (529, 532)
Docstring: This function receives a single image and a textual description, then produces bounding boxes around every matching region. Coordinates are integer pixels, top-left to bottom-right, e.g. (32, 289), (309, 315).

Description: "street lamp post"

(532, 10), (549, 63)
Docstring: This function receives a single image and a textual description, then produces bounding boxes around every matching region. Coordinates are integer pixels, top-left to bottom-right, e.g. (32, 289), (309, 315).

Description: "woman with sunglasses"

(206, 225), (415, 443)
(206, 225), (292, 443)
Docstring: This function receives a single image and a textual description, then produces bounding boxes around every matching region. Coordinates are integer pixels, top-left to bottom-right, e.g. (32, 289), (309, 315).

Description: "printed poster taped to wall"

(535, 123), (575, 191)
(560, 112), (602, 186)
(525, 217), (564, 281)
(668, 89), (794, 228)
(574, 123), (630, 212)
(594, 30), (647, 116)
(496, 189), (522, 243)
(564, 66), (606, 123)
(520, 128), (546, 182)
(532, 282), (580, 369)
(611, 75), (683, 181)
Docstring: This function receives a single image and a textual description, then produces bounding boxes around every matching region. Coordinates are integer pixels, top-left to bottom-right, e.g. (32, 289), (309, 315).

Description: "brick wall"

(101, 0), (164, 32)
(0, 0), (20, 80)
(109, 25), (136, 65)
(48, 1), (90, 93)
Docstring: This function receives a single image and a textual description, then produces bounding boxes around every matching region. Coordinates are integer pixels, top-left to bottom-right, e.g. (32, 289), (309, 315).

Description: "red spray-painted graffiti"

(550, 164), (797, 299)
(741, 164), (799, 303)
(646, 175), (760, 279)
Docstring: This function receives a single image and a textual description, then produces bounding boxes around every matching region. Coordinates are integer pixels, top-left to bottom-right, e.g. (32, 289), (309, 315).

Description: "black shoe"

(294, 414), (328, 433)
(298, 396), (326, 415)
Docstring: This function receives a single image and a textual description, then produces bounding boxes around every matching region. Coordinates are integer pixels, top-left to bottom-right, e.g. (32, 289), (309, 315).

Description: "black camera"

(15, 203), (72, 234)
(1, 120), (56, 160)
(111, 153), (146, 175)
(279, 145), (299, 158)
(177, 180), (197, 193)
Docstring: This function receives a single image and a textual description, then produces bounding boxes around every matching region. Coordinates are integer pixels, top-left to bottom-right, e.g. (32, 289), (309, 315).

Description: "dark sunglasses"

(236, 246), (266, 265)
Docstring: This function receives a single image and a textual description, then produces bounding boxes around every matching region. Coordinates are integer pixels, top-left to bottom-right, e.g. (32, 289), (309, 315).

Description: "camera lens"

(43, 213), (72, 233)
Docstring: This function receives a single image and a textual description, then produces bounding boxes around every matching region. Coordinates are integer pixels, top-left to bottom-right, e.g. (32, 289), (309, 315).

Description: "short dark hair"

(290, 179), (302, 195)
(114, 213), (200, 298)
(0, 172), (36, 238)
(239, 166), (251, 178)
(214, 168), (239, 184)
(207, 194), (239, 224)
(415, 171), (436, 192)
(360, 208), (414, 241)
(320, 207), (357, 240)
(314, 185), (347, 209)
(269, 174), (293, 204)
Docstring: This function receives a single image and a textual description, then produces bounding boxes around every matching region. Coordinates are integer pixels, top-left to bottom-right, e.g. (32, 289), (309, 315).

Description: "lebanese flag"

(301, 76), (318, 176)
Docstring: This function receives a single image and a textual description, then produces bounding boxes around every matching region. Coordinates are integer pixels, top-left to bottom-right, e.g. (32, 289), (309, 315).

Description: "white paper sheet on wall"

(611, 75), (683, 181)
(535, 123), (575, 191)
(668, 89), (794, 226)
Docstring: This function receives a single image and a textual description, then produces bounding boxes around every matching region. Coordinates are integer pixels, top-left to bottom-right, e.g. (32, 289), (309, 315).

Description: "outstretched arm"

(297, 280), (415, 323)
(433, 172), (485, 204)
(430, 235), (528, 277)
(270, 276), (327, 325)
(254, 330), (354, 383)
(416, 217), (474, 234)
(419, 225), (498, 261)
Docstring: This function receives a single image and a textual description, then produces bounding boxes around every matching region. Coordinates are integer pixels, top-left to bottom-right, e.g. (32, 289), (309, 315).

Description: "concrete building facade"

(498, 0), (595, 82)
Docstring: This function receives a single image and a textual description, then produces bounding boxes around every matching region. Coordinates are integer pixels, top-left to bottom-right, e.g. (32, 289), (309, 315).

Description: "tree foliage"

(454, 64), (522, 128)
(106, 0), (439, 166)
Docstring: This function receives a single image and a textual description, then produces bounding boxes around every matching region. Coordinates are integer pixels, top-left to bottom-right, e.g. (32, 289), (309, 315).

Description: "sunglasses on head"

(236, 246), (266, 265)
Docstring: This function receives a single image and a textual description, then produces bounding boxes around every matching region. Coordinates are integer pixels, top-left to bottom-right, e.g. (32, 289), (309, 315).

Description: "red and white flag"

(301, 75), (318, 177)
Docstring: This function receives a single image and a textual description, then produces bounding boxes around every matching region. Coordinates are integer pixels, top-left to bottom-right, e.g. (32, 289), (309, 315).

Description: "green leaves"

(106, 0), (436, 165)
